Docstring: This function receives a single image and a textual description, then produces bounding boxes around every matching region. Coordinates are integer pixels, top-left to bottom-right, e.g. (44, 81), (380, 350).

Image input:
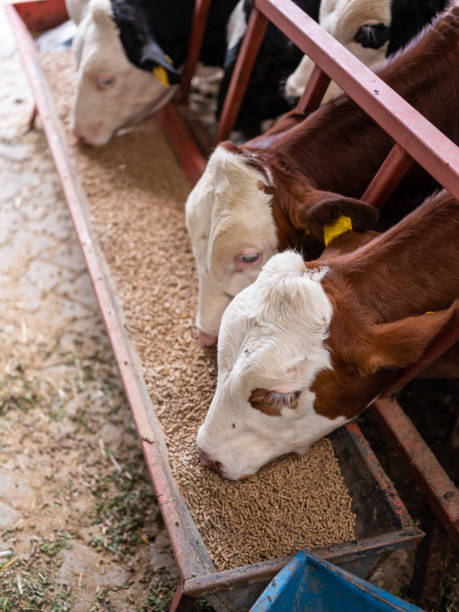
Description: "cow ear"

(364, 303), (457, 374)
(295, 194), (379, 245)
(90, 0), (115, 27)
(139, 40), (182, 84)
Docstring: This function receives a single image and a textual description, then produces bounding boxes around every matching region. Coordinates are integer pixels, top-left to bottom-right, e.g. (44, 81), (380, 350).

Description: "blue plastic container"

(251, 551), (424, 612)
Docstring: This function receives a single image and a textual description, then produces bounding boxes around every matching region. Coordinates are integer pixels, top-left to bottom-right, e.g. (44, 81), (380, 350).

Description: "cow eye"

(264, 390), (300, 407)
(97, 76), (115, 90)
(241, 253), (261, 264)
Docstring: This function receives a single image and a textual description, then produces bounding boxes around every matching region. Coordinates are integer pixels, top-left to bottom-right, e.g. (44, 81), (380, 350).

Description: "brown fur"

(308, 190), (459, 419)
(249, 388), (282, 416)
(230, 4), (459, 257)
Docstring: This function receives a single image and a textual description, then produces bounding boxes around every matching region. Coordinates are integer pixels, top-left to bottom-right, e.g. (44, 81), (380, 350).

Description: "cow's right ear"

(291, 192), (379, 245)
(139, 40), (182, 85)
(364, 302), (458, 375)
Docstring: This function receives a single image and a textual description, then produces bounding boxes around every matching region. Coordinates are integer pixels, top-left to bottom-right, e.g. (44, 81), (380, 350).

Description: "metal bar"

(155, 103), (207, 185)
(381, 306), (459, 399)
(372, 398), (459, 547)
(176, 0), (212, 104)
(296, 64), (331, 115)
(215, 7), (268, 143)
(254, 0), (459, 201)
(5, 4), (214, 582)
(170, 580), (194, 611)
(361, 143), (414, 208)
(183, 530), (421, 598)
(344, 423), (413, 526)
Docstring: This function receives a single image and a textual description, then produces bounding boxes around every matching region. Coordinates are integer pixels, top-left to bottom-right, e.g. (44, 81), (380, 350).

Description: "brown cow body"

(310, 189), (459, 420)
(197, 190), (458, 479)
(225, 2), (459, 257)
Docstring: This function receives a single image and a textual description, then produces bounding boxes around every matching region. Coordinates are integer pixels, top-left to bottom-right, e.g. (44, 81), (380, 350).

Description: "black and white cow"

(217, 0), (321, 133)
(219, 0), (448, 132)
(66, 0), (238, 145)
(285, 0), (448, 101)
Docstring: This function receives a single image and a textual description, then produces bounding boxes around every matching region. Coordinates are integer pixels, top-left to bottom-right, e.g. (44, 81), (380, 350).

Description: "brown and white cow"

(197, 190), (459, 480)
(185, 2), (459, 345)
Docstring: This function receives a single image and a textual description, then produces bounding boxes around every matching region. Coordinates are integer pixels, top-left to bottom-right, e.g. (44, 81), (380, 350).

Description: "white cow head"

(197, 251), (347, 480)
(185, 145), (279, 345)
(68, 0), (178, 146)
(285, 0), (391, 99)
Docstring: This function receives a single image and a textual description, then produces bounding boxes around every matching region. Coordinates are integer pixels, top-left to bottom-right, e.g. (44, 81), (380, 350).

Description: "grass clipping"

(41, 50), (356, 571)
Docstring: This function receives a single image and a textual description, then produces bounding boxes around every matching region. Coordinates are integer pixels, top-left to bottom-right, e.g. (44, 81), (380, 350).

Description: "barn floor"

(0, 5), (457, 611)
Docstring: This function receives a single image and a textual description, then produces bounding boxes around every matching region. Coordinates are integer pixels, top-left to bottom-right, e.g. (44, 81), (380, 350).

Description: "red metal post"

(361, 143), (414, 208)
(296, 64), (331, 115)
(155, 103), (207, 185)
(176, 0), (212, 104)
(215, 7), (268, 143)
(372, 398), (459, 547)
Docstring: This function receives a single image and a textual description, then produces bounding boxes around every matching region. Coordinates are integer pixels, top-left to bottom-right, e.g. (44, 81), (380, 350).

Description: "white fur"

(226, 0), (247, 50)
(67, 0), (177, 146)
(197, 251), (348, 480)
(285, 0), (391, 100)
(185, 146), (279, 338)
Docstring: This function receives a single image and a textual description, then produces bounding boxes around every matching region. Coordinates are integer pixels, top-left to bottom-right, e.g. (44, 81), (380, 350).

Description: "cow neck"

(248, 3), (459, 209)
(318, 192), (459, 324)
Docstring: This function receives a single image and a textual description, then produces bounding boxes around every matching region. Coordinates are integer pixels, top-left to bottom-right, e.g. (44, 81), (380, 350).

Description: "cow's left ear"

(364, 302), (457, 374)
(293, 193), (379, 245)
(139, 40), (182, 85)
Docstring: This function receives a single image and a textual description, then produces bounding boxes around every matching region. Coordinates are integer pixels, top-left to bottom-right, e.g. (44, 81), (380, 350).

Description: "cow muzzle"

(197, 447), (221, 474)
(198, 330), (218, 347)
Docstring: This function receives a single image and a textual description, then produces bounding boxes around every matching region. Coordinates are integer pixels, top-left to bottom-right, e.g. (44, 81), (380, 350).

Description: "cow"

(285, 0), (448, 101)
(185, 2), (459, 346)
(196, 190), (459, 480)
(218, 0), (321, 133)
(66, 0), (238, 145)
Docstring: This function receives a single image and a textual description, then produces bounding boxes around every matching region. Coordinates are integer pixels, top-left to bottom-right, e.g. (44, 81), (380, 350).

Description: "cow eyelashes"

(241, 253), (261, 263)
(97, 76), (115, 90)
(264, 390), (300, 407)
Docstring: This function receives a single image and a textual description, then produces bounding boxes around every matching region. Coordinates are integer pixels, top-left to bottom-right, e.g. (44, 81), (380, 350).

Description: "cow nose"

(198, 330), (218, 347)
(74, 133), (87, 145)
(197, 447), (221, 473)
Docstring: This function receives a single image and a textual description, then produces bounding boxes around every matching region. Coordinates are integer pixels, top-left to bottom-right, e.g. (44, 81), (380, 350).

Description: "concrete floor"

(0, 7), (179, 610)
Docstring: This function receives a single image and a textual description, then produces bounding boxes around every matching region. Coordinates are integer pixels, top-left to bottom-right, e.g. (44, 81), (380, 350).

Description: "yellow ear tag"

(425, 311), (434, 314)
(153, 65), (170, 87)
(323, 215), (352, 246)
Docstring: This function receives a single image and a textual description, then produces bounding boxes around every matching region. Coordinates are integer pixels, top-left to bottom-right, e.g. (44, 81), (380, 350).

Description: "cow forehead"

(218, 256), (333, 379)
(79, 15), (126, 71)
(185, 146), (276, 269)
(321, 0), (391, 26)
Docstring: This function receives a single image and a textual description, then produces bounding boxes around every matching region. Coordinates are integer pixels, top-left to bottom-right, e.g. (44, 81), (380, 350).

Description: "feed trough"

(6, 2), (434, 609)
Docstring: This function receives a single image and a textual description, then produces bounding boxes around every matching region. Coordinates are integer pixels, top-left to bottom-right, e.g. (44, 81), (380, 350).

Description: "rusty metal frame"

(7, 3), (425, 609)
(175, 0), (212, 104)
